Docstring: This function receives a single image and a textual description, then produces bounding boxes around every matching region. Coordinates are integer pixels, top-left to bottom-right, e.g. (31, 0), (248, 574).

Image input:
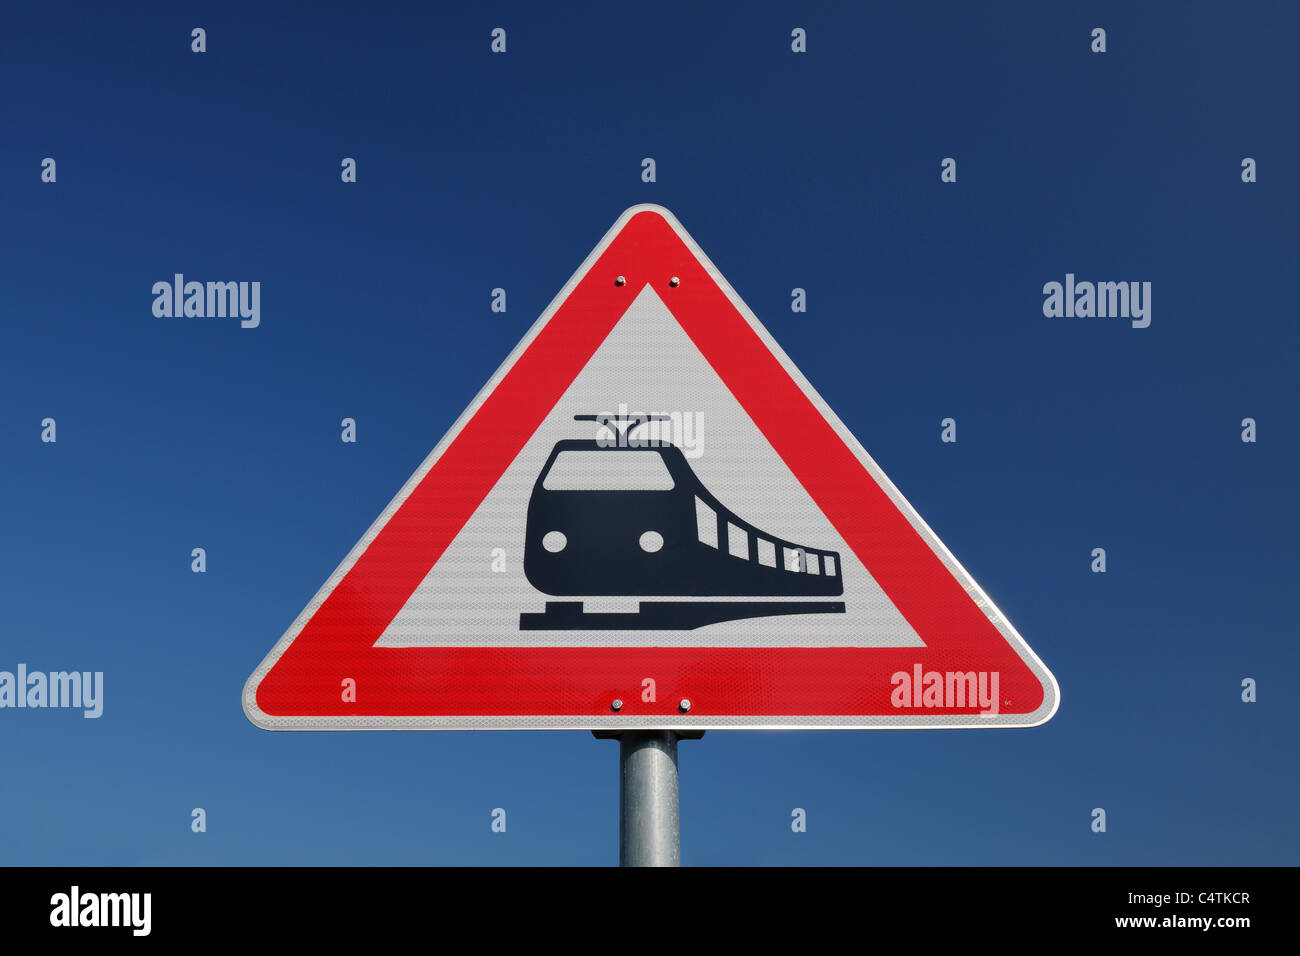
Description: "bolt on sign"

(243, 205), (1059, 730)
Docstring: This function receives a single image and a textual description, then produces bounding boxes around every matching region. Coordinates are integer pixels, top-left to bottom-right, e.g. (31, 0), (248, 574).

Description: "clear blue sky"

(1, 1), (1296, 865)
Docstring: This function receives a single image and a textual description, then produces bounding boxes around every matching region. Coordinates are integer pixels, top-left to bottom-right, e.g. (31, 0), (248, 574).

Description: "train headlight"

(542, 531), (567, 553)
(639, 531), (664, 553)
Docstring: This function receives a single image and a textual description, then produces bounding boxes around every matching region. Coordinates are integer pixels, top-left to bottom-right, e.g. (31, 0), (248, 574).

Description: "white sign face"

(377, 284), (924, 651)
(244, 205), (1058, 731)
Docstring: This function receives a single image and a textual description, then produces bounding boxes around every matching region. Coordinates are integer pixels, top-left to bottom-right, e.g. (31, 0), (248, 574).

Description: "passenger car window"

(696, 497), (718, 548)
(727, 522), (748, 559)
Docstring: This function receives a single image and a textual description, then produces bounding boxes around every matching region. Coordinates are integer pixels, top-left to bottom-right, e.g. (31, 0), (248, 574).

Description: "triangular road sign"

(243, 205), (1058, 730)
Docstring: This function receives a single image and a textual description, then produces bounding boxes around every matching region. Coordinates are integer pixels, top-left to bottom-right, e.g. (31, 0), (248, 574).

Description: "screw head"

(669, 276), (680, 287)
(611, 699), (623, 712)
(615, 275), (626, 286)
(678, 698), (691, 713)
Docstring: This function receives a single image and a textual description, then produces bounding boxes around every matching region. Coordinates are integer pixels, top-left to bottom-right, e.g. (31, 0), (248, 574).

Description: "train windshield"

(541, 450), (675, 491)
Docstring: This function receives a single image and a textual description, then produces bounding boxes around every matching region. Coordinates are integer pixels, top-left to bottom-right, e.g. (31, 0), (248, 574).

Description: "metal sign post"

(596, 730), (704, 867)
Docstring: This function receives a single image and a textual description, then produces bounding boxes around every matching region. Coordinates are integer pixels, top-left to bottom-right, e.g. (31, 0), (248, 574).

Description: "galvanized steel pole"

(619, 731), (680, 866)
(595, 728), (702, 866)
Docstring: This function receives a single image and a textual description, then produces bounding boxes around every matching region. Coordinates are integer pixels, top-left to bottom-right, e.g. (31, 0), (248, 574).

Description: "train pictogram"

(520, 416), (846, 630)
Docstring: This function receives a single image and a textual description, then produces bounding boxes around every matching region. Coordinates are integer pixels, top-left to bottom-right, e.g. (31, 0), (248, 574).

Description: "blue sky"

(1, 1), (1296, 864)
